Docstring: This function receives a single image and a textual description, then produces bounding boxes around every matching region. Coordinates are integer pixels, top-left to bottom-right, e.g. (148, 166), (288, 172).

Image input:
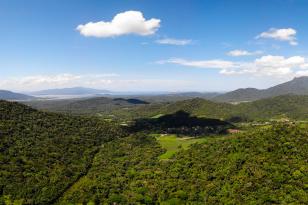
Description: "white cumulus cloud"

(77, 11), (160, 38)
(227, 49), (263, 57)
(159, 55), (308, 77)
(155, 38), (192, 46)
(252, 55), (304, 76)
(256, 28), (298, 46)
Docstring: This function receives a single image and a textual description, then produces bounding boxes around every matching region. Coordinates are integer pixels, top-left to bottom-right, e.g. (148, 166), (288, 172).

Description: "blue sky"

(1, 0), (308, 92)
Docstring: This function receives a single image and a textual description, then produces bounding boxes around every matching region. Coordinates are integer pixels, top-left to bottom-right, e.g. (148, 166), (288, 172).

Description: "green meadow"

(155, 134), (209, 159)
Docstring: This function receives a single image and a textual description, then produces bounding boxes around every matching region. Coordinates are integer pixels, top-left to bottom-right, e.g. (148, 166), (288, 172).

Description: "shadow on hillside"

(129, 110), (235, 136)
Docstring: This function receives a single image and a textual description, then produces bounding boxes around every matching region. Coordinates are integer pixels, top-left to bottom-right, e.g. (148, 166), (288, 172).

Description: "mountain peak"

(213, 77), (308, 103)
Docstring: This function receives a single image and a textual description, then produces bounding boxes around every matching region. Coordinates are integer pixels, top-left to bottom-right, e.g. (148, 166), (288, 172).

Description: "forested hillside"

(235, 95), (308, 120)
(0, 101), (126, 204)
(57, 124), (308, 204)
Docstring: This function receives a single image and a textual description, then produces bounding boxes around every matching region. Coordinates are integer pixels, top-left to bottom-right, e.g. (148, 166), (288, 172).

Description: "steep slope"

(265, 76), (308, 96)
(212, 88), (263, 102)
(0, 90), (35, 101)
(235, 95), (308, 120)
(0, 100), (125, 204)
(213, 76), (308, 102)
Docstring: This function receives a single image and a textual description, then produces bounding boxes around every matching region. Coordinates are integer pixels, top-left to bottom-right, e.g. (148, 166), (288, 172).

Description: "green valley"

(2, 2), (308, 203)
(1, 99), (308, 204)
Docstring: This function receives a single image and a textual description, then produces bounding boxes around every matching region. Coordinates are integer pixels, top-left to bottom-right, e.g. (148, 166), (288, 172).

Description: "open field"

(155, 134), (212, 159)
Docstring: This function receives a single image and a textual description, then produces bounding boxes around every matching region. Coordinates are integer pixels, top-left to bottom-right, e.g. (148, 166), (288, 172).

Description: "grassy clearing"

(151, 114), (164, 118)
(156, 134), (209, 159)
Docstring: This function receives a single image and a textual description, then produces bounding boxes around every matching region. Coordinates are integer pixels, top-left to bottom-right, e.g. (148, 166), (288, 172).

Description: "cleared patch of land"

(155, 134), (209, 159)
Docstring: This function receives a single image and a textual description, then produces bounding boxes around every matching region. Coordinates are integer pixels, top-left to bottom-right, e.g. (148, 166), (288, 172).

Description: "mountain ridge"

(213, 76), (308, 102)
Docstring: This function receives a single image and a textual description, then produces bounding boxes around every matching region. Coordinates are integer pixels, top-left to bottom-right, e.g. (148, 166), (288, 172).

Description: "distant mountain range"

(213, 76), (308, 102)
(30, 87), (111, 96)
(0, 90), (35, 101)
(3, 76), (308, 102)
(26, 95), (308, 121)
(26, 97), (149, 115)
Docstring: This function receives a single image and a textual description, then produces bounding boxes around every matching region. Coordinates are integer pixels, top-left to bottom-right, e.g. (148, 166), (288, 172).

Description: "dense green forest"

(58, 124), (308, 204)
(1, 100), (308, 204)
(0, 101), (126, 204)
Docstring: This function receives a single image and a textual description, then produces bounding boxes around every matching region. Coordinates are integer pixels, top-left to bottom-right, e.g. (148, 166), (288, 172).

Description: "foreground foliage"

(0, 101), (125, 204)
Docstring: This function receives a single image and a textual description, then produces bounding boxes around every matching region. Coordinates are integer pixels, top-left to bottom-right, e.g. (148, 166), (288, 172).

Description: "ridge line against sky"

(1, 0), (308, 92)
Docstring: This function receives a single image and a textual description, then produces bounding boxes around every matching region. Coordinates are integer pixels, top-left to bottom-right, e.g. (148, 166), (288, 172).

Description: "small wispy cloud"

(0, 73), (193, 92)
(77, 11), (160, 38)
(256, 28), (298, 46)
(0, 73), (118, 91)
(158, 55), (308, 77)
(155, 38), (192, 46)
(157, 58), (236, 69)
(227, 49), (263, 57)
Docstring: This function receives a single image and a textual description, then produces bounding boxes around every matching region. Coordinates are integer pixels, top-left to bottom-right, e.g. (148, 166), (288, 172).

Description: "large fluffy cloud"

(256, 28), (298, 46)
(159, 55), (308, 77)
(77, 11), (160, 38)
(251, 55), (304, 76)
